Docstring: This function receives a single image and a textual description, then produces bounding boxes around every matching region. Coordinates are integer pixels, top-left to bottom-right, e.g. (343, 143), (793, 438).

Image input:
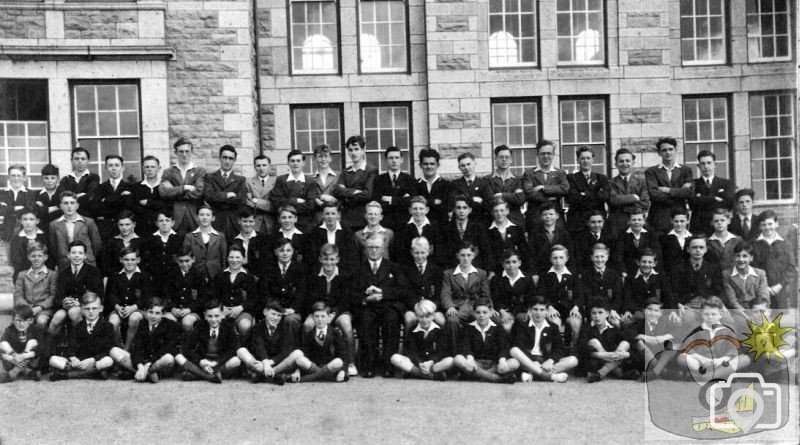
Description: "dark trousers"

(358, 305), (400, 371)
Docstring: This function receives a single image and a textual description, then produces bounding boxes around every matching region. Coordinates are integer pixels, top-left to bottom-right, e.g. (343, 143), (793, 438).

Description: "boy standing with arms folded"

(332, 136), (378, 231)
(159, 138), (206, 238)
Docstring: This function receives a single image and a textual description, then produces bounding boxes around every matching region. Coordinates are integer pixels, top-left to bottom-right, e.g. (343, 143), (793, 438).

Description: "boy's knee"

(96, 357), (113, 369)
(225, 357), (241, 369)
(329, 358), (343, 370)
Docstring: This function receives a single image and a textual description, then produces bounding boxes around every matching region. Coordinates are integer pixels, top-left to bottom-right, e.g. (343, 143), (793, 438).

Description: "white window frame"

(491, 100), (540, 176)
(289, 0), (340, 75)
(556, 0), (605, 66)
(746, 0), (792, 62)
(361, 103), (412, 173)
(0, 121), (49, 189)
(358, 0), (408, 73)
(749, 93), (796, 203)
(559, 98), (607, 174)
(680, 0), (727, 65)
(488, 0), (537, 68)
(682, 96), (731, 178)
(291, 105), (344, 174)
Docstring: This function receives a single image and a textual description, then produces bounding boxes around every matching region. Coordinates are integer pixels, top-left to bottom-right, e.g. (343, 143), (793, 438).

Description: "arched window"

(489, 31), (518, 66)
(302, 34), (335, 72)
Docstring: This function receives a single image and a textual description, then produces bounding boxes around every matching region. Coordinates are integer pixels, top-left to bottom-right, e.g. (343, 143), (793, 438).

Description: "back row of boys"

(4, 135), (797, 378)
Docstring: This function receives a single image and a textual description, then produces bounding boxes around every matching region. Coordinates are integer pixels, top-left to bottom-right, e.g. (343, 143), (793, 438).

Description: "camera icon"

(708, 373), (782, 433)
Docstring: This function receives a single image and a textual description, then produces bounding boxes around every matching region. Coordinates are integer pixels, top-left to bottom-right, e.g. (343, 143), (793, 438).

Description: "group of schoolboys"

(1, 135), (796, 385)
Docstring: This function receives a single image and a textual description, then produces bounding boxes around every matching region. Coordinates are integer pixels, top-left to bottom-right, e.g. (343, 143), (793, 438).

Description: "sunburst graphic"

(742, 312), (793, 362)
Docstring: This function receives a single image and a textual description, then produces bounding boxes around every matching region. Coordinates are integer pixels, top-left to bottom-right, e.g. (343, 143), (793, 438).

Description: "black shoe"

(182, 371), (196, 381)
(117, 370), (135, 381)
(251, 372), (266, 383)
(433, 372), (447, 382)
(382, 370), (394, 379)
(29, 370), (42, 382)
(50, 371), (68, 382)
(501, 373), (516, 384)
(211, 371), (223, 384)
(587, 372), (603, 383)
(623, 369), (641, 380)
(271, 375), (285, 386)
(97, 370), (110, 380)
(362, 370), (375, 378)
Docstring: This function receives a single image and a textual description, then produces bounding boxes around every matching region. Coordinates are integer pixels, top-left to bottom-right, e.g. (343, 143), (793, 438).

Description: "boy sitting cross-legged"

(580, 297), (633, 383)
(390, 299), (453, 380)
(49, 292), (115, 381)
(175, 299), (241, 384)
(282, 301), (348, 383)
(237, 299), (297, 385)
(109, 297), (179, 383)
(0, 305), (45, 382)
(453, 298), (518, 383)
(509, 295), (578, 383)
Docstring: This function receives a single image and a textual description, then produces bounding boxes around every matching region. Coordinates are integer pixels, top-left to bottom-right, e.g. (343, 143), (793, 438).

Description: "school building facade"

(0, 0), (797, 228)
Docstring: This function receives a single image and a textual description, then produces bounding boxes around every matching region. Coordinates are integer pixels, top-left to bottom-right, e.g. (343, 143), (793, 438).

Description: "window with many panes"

(291, 105), (343, 174)
(559, 98), (607, 173)
(746, 0), (791, 62)
(0, 80), (49, 188)
(682, 96), (730, 177)
(359, 0), (408, 73)
(289, 0), (340, 74)
(749, 93), (795, 201)
(680, 0), (726, 65)
(488, 0), (537, 68)
(556, 0), (604, 65)
(72, 83), (141, 182)
(491, 100), (539, 176)
(361, 104), (411, 172)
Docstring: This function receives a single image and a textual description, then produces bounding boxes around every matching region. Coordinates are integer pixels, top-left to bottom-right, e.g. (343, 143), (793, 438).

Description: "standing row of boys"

(1, 135), (796, 384)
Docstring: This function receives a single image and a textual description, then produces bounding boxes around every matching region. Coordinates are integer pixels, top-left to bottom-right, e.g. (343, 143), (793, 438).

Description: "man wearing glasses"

(522, 139), (570, 230)
(203, 145), (248, 243)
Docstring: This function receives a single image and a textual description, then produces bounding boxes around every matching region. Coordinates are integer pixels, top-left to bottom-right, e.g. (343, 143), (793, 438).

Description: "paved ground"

(0, 376), (797, 444)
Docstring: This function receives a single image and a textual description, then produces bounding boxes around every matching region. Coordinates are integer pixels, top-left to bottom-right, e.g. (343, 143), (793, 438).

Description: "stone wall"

(63, 10), (139, 39)
(0, 9), (45, 39)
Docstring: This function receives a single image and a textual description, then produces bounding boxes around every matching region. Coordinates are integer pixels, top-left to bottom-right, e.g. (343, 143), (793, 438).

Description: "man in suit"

(268, 150), (321, 232)
(354, 232), (408, 378)
(57, 147), (100, 218)
(182, 206), (228, 282)
(1, 165), (36, 241)
(689, 150), (734, 235)
(93, 155), (135, 241)
(722, 241), (770, 312)
(159, 137), (206, 238)
(451, 152), (491, 225)
(608, 149), (650, 239)
(730, 189), (760, 241)
(522, 140), (569, 230)
(333, 135), (378, 231)
(484, 145), (526, 227)
(645, 137), (693, 234)
(371, 146), (414, 233)
(415, 148), (452, 228)
(566, 146), (609, 235)
(203, 145), (248, 242)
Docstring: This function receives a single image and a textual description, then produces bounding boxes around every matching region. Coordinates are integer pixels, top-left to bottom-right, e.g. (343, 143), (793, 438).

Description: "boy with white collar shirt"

(454, 298), (517, 383)
(106, 247), (151, 350)
(581, 298), (632, 383)
(230, 208), (269, 274)
(689, 150), (734, 235)
(0, 305), (45, 382)
(729, 189), (760, 240)
(539, 245), (581, 349)
(751, 211), (797, 308)
(268, 205), (313, 268)
(415, 148), (451, 227)
(237, 299), (296, 384)
(1, 165), (36, 241)
(332, 135), (378, 231)
(355, 201), (395, 262)
(49, 241), (104, 336)
(722, 241), (769, 325)
(93, 155), (135, 241)
(213, 246), (257, 344)
(35, 164), (63, 232)
(49, 191), (103, 270)
(269, 150), (321, 232)
(510, 296), (578, 383)
(659, 208), (692, 277)
(613, 209), (662, 277)
(13, 243), (57, 330)
(451, 153), (491, 225)
(176, 299), (241, 383)
(677, 297), (739, 382)
(310, 202), (358, 273)
(644, 137), (693, 233)
(100, 210), (143, 278)
(9, 208), (50, 279)
(182, 205), (227, 282)
(283, 301), (348, 383)
(203, 145), (248, 242)
(246, 154), (277, 235)
(142, 212), (182, 286)
(522, 140), (569, 230)
(707, 209), (740, 271)
(57, 147), (100, 217)
(370, 146), (414, 233)
(159, 137), (206, 238)
(484, 198), (530, 277)
(441, 242), (491, 354)
(394, 196), (444, 268)
(390, 299), (453, 380)
(133, 155), (168, 237)
(49, 292), (115, 381)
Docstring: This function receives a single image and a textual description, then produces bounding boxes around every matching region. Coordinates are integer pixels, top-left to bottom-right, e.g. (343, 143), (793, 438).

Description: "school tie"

(693, 263), (701, 272)
(261, 178), (266, 188)
(418, 264), (424, 275)
(467, 179), (473, 189)
(371, 261), (378, 275)
(633, 237), (639, 248)
(391, 174), (396, 188)
(268, 327), (275, 337)
(87, 323), (94, 334)
(622, 176), (628, 191)
(706, 178), (711, 188)
(222, 173), (228, 183)
(72, 267), (79, 276)
(281, 265), (286, 277)
(211, 329), (217, 339)
(458, 222), (465, 239)
(742, 217), (749, 236)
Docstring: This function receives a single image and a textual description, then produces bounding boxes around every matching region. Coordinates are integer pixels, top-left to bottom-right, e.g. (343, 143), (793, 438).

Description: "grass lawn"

(0, 376), (796, 444)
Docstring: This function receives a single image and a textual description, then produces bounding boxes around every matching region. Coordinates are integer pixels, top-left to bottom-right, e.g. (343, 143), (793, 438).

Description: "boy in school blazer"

(182, 206), (228, 282)
(203, 146), (248, 242)
(453, 298), (518, 383)
(371, 147), (415, 233)
(176, 299), (241, 383)
(268, 150), (322, 232)
(49, 292), (115, 381)
(644, 137), (694, 233)
(159, 137), (206, 237)
(246, 155), (277, 235)
(237, 300), (297, 384)
(49, 192), (103, 270)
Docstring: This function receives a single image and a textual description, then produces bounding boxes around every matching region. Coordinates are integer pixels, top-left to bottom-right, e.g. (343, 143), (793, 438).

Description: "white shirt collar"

(320, 222), (343, 232)
(702, 175), (715, 183)
(757, 233), (785, 243)
(235, 232), (257, 241)
(626, 227), (648, 234)
(153, 229), (177, 237)
(634, 269), (658, 279)
(6, 185), (27, 193)
(547, 267), (572, 276)
(347, 162), (366, 172)
(140, 178), (160, 188)
(119, 267), (142, 275)
(502, 270), (525, 285)
(318, 266), (339, 279)
(470, 319), (497, 331)
(27, 267), (48, 276)
(528, 318), (550, 329)
(668, 229), (691, 238)
(176, 162), (196, 172)
(223, 267), (247, 274)
(114, 233), (140, 241)
(591, 320), (613, 330)
(192, 227), (220, 236)
(314, 170), (337, 177)
(412, 323), (440, 334)
(70, 170), (90, 180)
(287, 173), (306, 183)
(454, 264), (478, 276)
(419, 175), (442, 185)
(489, 220), (516, 230)
(363, 225), (387, 234)
(658, 163), (682, 170)
(57, 214), (85, 223)
(533, 166), (556, 173)
(709, 232), (734, 243)
(492, 169), (515, 179)
(280, 227), (304, 238)
(408, 216), (431, 227)
(732, 267), (759, 278)
(18, 229), (44, 238)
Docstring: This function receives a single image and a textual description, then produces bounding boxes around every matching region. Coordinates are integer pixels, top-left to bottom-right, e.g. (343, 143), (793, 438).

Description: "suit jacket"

(528, 225), (574, 276)
(100, 236), (144, 278)
(483, 172), (526, 227)
(572, 229), (615, 273)
(644, 164), (694, 232)
(729, 213), (761, 241)
(622, 271), (672, 313)
(490, 273), (535, 314)
(608, 173), (650, 237)
(671, 260), (724, 306)
(58, 172), (100, 216)
(230, 233), (271, 275)
(55, 263), (104, 307)
(133, 181), (168, 237)
(92, 179), (135, 239)
(371, 172), (415, 231)
(659, 232), (691, 277)
(249, 319), (296, 363)
(689, 176), (734, 234)
(415, 176), (452, 227)
(332, 165), (378, 229)
(267, 231), (313, 268)
(310, 225), (359, 273)
(246, 175), (277, 233)
(450, 176), (492, 224)
(458, 322), (510, 361)
(130, 319), (180, 366)
(141, 232), (182, 283)
(404, 324), (450, 363)
(566, 171), (610, 233)
(183, 229), (228, 281)
(512, 320), (567, 361)
(722, 267), (770, 310)
(440, 218), (490, 271)
(9, 231), (51, 274)
(214, 270), (258, 313)
(14, 267), (57, 310)
(353, 258), (408, 313)
(182, 320), (239, 365)
(66, 318), (115, 361)
(708, 233), (741, 272)
(576, 267), (623, 312)
(305, 270), (353, 316)
(522, 167), (569, 225)
(159, 164), (206, 231)
(404, 262), (443, 309)
(440, 268), (490, 312)
(268, 174), (321, 229)
(0, 187), (37, 240)
(394, 221), (445, 268)
(485, 223), (531, 274)
(162, 268), (206, 313)
(105, 270), (151, 311)
(613, 229), (662, 276)
(49, 215), (103, 269)
(203, 170), (248, 241)
(34, 188), (63, 232)
(259, 262), (307, 313)
(301, 327), (347, 365)
(752, 237), (798, 307)
(539, 270), (577, 311)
